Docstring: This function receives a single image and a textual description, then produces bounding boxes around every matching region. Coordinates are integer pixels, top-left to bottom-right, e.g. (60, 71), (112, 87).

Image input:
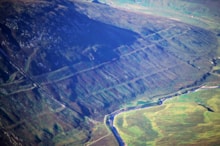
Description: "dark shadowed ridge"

(0, 0), (218, 145)
(0, 0), (139, 145)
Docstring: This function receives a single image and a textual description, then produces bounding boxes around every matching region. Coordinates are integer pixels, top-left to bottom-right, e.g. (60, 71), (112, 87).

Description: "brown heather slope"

(0, 0), (219, 145)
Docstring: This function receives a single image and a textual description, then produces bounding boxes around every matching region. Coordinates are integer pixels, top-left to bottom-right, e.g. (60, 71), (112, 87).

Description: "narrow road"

(86, 133), (111, 146)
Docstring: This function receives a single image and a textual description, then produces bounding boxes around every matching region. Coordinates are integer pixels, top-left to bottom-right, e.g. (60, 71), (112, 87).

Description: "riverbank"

(105, 84), (220, 146)
(111, 86), (220, 146)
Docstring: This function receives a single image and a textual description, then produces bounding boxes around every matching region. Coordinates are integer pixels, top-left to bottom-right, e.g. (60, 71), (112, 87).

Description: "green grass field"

(114, 88), (220, 146)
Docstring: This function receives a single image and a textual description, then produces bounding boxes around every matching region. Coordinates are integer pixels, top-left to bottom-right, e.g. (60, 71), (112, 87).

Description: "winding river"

(105, 101), (159, 146)
(105, 85), (220, 146)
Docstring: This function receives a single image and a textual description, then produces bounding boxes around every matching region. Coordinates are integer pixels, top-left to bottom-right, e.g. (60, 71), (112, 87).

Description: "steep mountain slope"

(0, 0), (218, 145)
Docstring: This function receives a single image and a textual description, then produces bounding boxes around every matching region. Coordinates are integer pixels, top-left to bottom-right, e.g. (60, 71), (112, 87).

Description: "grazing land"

(114, 87), (220, 146)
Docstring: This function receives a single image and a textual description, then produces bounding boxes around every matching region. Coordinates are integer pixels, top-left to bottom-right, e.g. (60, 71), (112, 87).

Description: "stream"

(105, 85), (220, 146)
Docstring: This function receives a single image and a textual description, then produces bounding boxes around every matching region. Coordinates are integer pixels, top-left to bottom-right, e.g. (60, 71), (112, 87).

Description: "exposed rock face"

(0, 0), (218, 145)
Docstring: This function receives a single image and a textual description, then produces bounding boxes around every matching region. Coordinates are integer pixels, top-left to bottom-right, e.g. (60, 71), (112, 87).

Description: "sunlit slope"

(99, 0), (220, 30)
(114, 88), (220, 146)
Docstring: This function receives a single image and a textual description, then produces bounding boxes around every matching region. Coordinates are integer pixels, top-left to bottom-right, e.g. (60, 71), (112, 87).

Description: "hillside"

(99, 0), (220, 30)
(0, 0), (219, 145)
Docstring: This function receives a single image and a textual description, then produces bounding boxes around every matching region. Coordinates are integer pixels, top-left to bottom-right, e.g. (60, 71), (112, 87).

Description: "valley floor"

(113, 85), (220, 146)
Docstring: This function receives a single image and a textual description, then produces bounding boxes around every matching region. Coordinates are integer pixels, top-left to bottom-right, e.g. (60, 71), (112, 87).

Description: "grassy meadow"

(114, 88), (220, 146)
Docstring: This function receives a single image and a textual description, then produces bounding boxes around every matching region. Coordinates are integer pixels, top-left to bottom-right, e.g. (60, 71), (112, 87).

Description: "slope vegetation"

(0, 0), (218, 145)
